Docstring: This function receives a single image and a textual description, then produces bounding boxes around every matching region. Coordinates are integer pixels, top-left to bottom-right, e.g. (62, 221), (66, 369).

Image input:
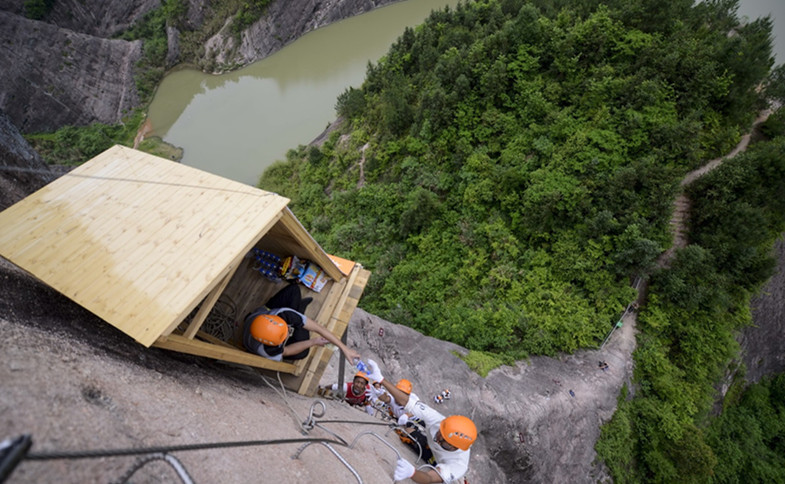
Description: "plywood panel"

(0, 145), (291, 347)
(0, 145), (371, 381)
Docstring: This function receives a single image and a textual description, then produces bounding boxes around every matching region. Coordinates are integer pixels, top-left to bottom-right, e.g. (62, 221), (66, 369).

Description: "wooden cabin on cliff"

(0, 145), (369, 396)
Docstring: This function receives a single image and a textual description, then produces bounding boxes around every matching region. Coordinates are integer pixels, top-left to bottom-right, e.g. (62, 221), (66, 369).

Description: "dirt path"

(680, 108), (774, 187)
(658, 108), (776, 268)
(133, 118), (153, 149)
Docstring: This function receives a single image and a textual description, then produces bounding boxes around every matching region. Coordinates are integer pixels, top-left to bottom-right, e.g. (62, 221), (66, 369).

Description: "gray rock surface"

(744, 236), (785, 382)
(0, 0), (158, 36)
(321, 307), (639, 483)
(0, 9), (142, 132)
(0, 109), (53, 208)
(205, 0), (400, 69)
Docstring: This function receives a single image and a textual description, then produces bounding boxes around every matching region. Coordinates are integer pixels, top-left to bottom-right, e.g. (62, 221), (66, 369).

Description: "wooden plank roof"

(0, 145), (319, 347)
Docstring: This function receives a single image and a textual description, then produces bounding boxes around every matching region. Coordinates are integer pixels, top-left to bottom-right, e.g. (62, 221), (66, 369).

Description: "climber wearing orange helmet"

(386, 379), (437, 466)
(318, 371), (376, 413)
(345, 371), (372, 406)
(366, 360), (477, 483)
(387, 379), (416, 419)
(242, 284), (360, 363)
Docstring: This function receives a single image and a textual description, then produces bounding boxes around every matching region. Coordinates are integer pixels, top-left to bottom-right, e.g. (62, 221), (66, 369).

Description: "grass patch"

(137, 136), (183, 161)
(453, 350), (515, 377)
(25, 110), (146, 165)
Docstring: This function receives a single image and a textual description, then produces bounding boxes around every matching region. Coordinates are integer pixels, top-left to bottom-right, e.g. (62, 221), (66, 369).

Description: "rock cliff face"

(0, 110), (53, 208)
(0, 0), (402, 133)
(205, 0), (399, 68)
(743, 237), (785, 382)
(0, 9), (142, 133)
(1, 1), (783, 481)
(31, 0), (159, 37)
(320, 307), (640, 483)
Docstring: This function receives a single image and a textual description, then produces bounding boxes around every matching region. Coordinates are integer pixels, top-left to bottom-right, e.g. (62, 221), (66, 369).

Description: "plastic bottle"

(354, 358), (368, 374)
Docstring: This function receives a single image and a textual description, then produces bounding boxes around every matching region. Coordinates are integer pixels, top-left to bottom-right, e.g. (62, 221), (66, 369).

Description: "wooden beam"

(288, 265), (370, 396)
(278, 208), (344, 281)
(183, 262), (241, 339)
(154, 334), (300, 374)
(195, 330), (236, 349)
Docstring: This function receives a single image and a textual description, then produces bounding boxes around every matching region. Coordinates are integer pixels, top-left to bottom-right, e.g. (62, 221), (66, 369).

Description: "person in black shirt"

(242, 284), (360, 363)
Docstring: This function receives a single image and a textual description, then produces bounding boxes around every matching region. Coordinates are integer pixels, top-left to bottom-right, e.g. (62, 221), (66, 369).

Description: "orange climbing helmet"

(354, 371), (370, 383)
(439, 415), (477, 451)
(395, 379), (413, 395)
(250, 314), (289, 346)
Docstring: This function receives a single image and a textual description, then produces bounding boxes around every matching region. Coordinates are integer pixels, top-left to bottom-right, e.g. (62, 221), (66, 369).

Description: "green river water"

(146, 0), (460, 185)
(147, 0), (783, 186)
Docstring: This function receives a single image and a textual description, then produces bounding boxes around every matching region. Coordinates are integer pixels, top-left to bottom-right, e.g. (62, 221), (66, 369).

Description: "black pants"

(266, 283), (311, 313)
(396, 426), (436, 465)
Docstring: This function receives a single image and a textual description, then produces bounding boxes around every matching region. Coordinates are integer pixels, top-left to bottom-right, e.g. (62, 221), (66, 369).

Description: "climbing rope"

(199, 296), (237, 342)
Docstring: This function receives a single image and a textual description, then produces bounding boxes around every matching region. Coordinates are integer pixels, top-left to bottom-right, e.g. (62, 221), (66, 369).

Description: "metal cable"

(291, 442), (362, 484)
(348, 432), (402, 461)
(0, 165), (279, 195)
(25, 437), (345, 461)
(111, 453), (194, 484)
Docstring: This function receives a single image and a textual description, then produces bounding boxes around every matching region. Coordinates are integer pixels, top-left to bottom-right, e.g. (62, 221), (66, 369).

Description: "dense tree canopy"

(595, 136), (785, 482)
(260, 1), (784, 480)
(261, 0), (777, 357)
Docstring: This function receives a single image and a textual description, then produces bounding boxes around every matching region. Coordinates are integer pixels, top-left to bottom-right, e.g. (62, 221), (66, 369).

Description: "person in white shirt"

(386, 379), (435, 466)
(366, 360), (477, 483)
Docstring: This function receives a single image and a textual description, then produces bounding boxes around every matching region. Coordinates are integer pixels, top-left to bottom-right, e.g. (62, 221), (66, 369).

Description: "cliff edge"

(0, 0), (401, 133)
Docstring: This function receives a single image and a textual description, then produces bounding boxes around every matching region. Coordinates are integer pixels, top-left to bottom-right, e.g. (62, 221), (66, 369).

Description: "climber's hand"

(393, 458), (415, 481)
(366, 359), (384, 384)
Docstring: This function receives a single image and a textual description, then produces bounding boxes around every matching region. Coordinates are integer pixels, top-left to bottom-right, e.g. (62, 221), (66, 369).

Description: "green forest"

(257, 0), (785, 481)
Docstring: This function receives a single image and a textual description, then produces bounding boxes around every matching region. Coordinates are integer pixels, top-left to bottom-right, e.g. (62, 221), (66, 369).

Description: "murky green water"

(147, 0), (460, 185)
(148, 0), (782, 186)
